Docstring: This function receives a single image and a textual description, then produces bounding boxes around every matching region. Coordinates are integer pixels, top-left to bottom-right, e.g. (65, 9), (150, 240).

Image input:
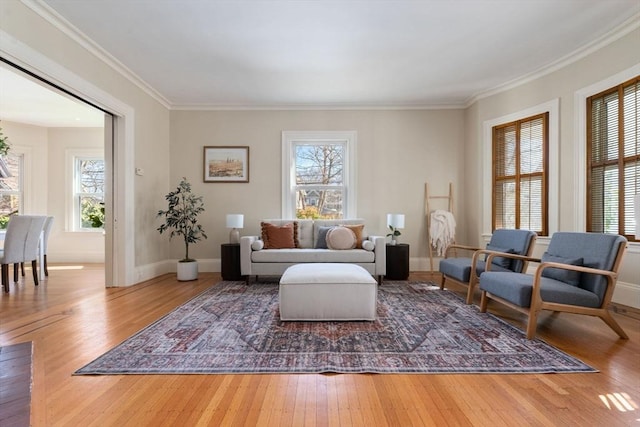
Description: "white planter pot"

(177, 260), (198, 281)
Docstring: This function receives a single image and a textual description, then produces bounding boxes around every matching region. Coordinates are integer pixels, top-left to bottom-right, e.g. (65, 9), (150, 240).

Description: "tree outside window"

(295, 144), (344, 219)
(76, 158), (105, 229)
(0, 153), (23, 229)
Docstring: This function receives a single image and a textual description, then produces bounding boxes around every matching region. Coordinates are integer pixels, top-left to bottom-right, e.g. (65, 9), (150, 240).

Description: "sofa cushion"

(342, 224), (365, 248)
(262, 219), (313, 248)
(252, 248), (375, 263)
(314, 219), (366, 248)
(315, 226), (334, 249)
(540, 252), (583, 287)
(261, 222), (298, 249)
(326, 226), (357, 250)
(362, 240), (375, 251)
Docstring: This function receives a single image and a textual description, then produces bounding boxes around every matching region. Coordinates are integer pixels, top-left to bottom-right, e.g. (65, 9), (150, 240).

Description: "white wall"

(169, 109), (465, 271)
(1, 0), (171, 284)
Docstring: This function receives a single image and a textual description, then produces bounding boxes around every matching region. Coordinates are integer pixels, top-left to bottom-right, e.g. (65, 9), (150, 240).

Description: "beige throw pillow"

(326, 226), (357, 250)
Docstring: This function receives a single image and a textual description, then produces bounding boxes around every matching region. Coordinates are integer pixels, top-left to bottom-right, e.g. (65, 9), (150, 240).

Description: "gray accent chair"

(479, 232), (628, 340)
(1, 215), (47, 293)
(439, 229), (537, 304)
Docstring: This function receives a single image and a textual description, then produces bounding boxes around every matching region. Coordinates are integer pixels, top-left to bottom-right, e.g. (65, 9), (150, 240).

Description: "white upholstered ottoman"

(279, 263), (378, 321)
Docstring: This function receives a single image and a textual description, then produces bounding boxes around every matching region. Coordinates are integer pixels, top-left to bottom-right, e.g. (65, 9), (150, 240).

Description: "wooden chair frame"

(479, 242), (628, 340)
(440, 237), (536, 305)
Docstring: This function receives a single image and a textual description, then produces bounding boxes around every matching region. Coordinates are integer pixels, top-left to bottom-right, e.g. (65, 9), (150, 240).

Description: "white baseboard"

(133, 258), (222, 286)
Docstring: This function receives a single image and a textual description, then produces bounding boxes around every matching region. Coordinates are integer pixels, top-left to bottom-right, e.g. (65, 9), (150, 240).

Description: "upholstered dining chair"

(439, 229), (537, 304)
(1, 215), (46, 293)
(21, 215), (53, 277)
(479, 232), (628, 340)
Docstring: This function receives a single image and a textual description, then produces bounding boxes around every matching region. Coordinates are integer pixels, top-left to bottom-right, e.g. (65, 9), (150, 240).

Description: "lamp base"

(229, 228), (240, 244)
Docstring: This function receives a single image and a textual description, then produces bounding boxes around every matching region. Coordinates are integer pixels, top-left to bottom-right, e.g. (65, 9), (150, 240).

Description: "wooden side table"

(221, 243), (243, 281)
(385, 243), (409, 280)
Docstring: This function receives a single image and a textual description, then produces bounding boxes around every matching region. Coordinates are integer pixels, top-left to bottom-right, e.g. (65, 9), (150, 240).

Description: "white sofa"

(240, 219), (386, 283)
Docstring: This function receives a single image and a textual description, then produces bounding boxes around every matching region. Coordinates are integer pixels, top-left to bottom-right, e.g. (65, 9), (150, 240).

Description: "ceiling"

(1, 1), (639, 127)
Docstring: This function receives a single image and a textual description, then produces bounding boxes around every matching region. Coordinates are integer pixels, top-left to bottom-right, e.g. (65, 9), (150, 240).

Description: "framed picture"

(203, 146), (250, 183)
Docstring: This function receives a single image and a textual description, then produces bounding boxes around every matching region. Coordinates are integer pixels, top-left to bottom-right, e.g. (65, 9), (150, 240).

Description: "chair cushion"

(486, 244), (516, 269)
(489, 229), (536, 272)
(540, 252), (583, 287)
(479, 271), (601, 308)
(439, 258), (509, 283)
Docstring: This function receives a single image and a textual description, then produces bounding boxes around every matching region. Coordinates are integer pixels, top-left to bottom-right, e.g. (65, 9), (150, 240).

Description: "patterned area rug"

(75, 281), (595, 375)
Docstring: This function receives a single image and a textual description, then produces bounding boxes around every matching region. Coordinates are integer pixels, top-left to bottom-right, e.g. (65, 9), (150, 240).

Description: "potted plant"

(157, 177), (207, 281)
(386, 225), (402, 245)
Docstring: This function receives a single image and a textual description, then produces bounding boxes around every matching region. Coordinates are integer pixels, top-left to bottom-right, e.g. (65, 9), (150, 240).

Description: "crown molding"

(466, 12), (640, 108)
(22, 0), (171, 109)
(20, 1), (639, 112)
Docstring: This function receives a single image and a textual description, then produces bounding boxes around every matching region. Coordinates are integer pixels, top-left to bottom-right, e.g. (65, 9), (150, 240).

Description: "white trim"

(482, 99), (560, 235)
(1, 29), (136, 286)
(281, 131), (357, 219)
(20, 0), (171, 109)
(467, 13), (640, 107)
(573, 63), (640, 233)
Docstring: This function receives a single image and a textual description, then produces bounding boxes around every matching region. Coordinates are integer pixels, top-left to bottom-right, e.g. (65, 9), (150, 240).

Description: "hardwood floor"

(1, 265), (639, 426)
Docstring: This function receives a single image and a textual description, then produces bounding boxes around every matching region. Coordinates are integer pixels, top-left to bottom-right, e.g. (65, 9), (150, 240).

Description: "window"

(0, 153), (24, 229)
(282, 131), (357, 219)
(492, 113), (549, 236)
(74, 156), (105, 230)
(587, 76), (639, 241)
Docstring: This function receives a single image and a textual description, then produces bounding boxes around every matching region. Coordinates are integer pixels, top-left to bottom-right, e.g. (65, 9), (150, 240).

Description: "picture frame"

(203, 146), (250, 183)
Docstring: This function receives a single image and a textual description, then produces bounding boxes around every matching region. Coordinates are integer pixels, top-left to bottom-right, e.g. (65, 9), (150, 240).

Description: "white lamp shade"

(226, 214), (244, 229)
(635, 194), (640, 239)
(386, 213), (405, 229)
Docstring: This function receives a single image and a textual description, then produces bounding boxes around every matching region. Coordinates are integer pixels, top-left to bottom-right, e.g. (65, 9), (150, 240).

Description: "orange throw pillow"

(342, 224), (365, 248)
(261, 222), (299, 249)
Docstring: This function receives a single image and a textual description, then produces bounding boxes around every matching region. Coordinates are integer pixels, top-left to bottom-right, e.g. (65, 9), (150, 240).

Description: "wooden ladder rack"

(425, 182), (454, 272)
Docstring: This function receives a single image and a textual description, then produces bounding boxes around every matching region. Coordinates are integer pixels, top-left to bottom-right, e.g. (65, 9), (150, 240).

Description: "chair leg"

(599, 311), (629, 339)
(480, 291), (489, 312)
(465, 277), (476, 305)
(21, 262), (25, 276)
(13, 263), (18, 283)
(2, 264), (8, 293)
(525, 309), (540, 340)
(44, 254), (48, 276)
(440, 274), (446, 290)
(32, 260), (39, 286)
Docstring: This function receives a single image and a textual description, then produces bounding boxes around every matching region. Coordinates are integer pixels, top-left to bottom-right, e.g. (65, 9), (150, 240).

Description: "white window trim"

(65, 148), (104, 232)
(575, 63), (640, 253)
(282, 131), (357, 219)
(482, 98), (559, 237)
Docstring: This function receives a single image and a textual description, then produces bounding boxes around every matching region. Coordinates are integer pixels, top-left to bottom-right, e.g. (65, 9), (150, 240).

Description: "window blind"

(492, 113), (548, 235)
(587, 76), (639, 240)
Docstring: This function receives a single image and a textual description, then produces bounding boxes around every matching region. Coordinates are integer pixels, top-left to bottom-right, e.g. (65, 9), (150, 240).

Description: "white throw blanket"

(429, 210), (456, 256)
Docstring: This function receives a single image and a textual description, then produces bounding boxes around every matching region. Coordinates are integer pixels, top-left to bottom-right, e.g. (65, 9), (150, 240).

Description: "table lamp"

(226, 214), (244, 244)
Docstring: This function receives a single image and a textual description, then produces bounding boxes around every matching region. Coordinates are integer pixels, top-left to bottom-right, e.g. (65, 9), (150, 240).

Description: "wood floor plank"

(0, 266), (639, 426)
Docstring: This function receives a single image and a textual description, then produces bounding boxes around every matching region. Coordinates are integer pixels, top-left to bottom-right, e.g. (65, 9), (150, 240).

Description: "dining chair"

(1, 215), (46, 293)
(21, 215), (53, 278)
